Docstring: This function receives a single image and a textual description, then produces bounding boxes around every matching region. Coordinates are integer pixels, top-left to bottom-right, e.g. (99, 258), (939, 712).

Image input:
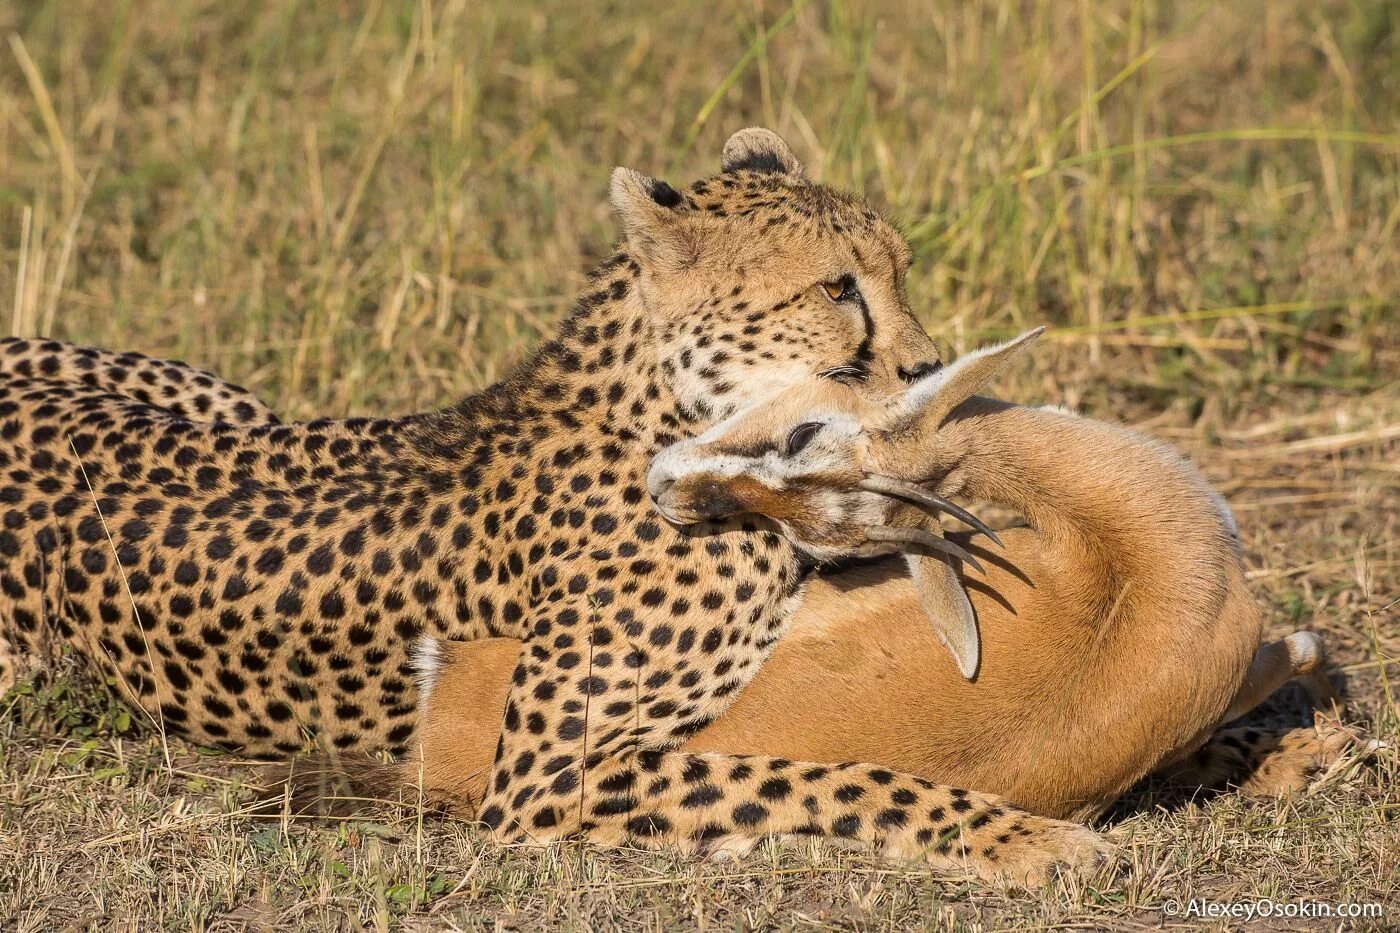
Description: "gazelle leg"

(1157, 631), (1371, 795)
(1221, 631), (1340, 723)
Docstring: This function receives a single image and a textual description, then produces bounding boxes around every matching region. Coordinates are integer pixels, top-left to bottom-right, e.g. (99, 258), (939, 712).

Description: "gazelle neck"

(936, 397), (1238, 623)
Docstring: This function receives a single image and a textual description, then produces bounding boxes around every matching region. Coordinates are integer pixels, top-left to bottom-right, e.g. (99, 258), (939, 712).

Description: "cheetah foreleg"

(484, 748), (1111, 886)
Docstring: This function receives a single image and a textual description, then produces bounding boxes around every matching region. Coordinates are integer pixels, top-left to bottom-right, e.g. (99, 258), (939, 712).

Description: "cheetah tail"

(252, 753), (460, 819)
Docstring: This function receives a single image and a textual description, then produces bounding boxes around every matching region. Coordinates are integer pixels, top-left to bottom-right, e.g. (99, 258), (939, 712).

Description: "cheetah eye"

(821, 276), (856, 302)
(785, 421), (824, 457)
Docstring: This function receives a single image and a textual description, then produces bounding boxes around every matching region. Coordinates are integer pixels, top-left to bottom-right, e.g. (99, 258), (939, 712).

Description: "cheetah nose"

(898, 360), (945, 384)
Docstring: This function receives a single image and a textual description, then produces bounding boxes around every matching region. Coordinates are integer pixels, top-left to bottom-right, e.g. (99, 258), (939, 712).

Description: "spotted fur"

(321, 340), (1359, 848)
(0, 337), (278, 426)
(3, 130), (1110, 883)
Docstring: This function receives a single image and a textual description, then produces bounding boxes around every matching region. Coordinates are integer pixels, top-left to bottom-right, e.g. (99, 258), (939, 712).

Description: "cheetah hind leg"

(1164, 717), (1384, 797)
(0, 336), (281, 426)
(0, 632), (17, 698)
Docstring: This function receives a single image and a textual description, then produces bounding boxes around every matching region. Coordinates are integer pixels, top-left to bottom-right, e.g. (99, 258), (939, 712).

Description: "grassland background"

(1, 0), (1397, 929)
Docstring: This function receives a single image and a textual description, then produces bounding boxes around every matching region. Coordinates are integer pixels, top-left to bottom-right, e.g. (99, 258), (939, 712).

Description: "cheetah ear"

(721, 128), (804, 177)
(609, 167), (698, 267)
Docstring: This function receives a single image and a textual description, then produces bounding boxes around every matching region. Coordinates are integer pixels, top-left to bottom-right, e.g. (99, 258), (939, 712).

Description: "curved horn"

(863, 525), (986, 575)
(858, 475), (1003, 548)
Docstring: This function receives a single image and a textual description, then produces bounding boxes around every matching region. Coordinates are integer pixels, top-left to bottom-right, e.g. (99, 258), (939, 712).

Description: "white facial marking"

(649, 408), (864, 498)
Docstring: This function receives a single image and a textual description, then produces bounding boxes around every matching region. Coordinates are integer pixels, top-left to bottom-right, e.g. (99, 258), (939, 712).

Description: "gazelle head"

(646, 328), (1044, 678)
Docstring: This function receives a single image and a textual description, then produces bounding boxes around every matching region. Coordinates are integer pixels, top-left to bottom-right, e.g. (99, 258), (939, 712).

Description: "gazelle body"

(689, 395), (1261, 819)
(341, 332), (1334, 824)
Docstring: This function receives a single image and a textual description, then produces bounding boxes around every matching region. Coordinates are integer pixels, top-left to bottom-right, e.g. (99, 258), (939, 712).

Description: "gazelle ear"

(905, 523), (980, 680)
(609, 167), (696, 266)
(720, 128), (805, 177)
(897, 327), (1045, 429)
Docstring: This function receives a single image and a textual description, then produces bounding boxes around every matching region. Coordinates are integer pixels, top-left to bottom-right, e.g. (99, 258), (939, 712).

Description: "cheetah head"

(612, 128), (941, 420)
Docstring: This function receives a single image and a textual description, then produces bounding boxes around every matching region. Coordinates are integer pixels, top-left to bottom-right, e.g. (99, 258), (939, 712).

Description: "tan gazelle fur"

(313, 330), (1346, 824)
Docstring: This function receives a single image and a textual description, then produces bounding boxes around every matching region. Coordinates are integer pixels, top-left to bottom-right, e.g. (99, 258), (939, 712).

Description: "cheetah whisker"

(862, 525), (986, 574)
(858, 475), (1003, 547)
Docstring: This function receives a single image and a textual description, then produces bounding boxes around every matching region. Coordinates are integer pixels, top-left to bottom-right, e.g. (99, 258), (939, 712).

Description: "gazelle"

(288, 329), (1351, 834)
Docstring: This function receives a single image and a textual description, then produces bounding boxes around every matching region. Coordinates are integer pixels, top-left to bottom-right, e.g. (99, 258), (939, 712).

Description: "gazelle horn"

(859, 475), (1002, 548)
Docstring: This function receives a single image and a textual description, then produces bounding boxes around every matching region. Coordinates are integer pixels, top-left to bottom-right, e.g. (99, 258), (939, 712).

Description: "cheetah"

(0, 337), (279, 693)
(2, 130), (1106, 883)
(0, 336), (278, 427)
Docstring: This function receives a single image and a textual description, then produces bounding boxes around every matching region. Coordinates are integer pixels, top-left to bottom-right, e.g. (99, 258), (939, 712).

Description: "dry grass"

(1, 0), (1397, 928)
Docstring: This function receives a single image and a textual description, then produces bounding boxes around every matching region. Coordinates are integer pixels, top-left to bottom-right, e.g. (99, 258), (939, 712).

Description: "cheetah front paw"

(903, 811), (1114, 887)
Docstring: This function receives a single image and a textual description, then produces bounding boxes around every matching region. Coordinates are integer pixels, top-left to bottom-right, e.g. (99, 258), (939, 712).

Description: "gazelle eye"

(785, 421), (824, 456)
(821, 276), (855, 302)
